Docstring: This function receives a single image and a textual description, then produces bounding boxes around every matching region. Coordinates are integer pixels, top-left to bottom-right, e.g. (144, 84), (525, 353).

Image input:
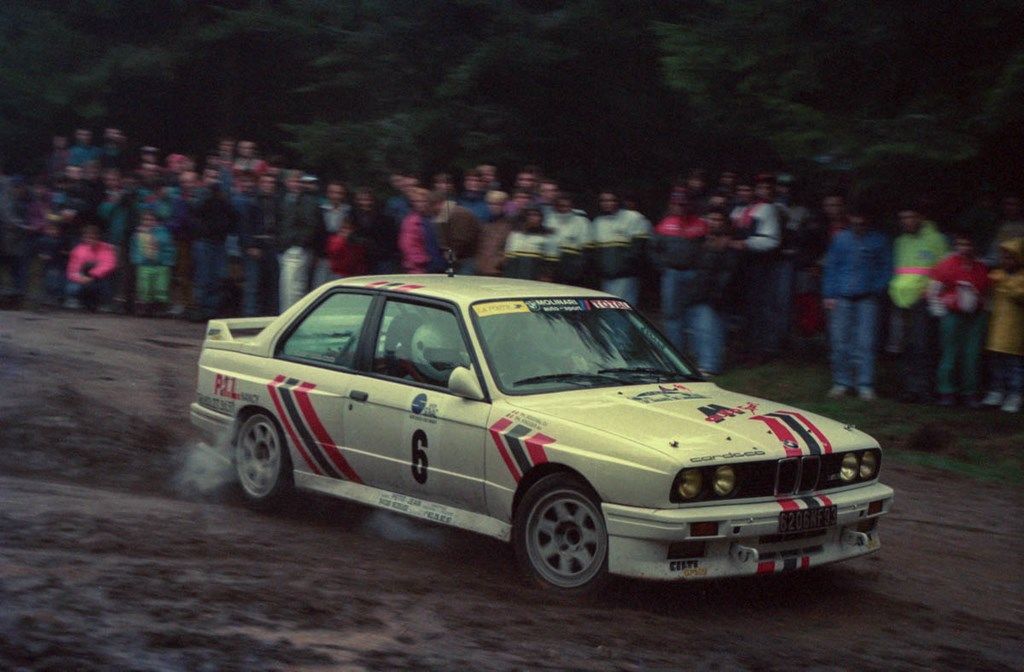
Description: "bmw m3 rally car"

(190, 275), (893, 591)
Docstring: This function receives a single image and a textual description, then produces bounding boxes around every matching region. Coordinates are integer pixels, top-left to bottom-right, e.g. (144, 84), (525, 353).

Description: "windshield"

(472, 298), (700, 394)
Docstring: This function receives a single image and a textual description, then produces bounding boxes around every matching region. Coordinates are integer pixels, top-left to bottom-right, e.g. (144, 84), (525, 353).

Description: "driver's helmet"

(410, 320), (462, 385)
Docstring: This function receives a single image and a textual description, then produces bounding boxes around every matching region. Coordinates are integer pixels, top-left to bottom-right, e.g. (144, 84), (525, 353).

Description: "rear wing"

(203, 317), (277, 353)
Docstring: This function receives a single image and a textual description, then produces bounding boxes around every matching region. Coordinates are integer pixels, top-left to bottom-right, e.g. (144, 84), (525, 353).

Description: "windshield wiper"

(512, 372), (619, 387)
(597, 367), (702, 381)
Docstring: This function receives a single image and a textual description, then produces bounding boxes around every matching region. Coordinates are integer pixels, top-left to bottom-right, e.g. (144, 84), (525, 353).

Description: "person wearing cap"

(503, 205), (558, 281)
(592, 189), (651, 306)
(890, 203), (948, 402)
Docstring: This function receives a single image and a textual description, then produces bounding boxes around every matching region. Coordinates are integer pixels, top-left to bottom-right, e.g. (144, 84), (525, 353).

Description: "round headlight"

(713, 465), (736, 496)
(840, 453), (860, 482)
(677, 469), (703, 499)
(860, 451), (878, 480)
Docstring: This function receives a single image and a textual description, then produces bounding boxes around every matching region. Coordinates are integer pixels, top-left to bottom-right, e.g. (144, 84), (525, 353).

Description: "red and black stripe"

(489, 418), (553, 482)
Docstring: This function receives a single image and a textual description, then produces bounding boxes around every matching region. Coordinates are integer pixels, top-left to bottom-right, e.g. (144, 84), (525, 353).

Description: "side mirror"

(448, 366), (485, 401)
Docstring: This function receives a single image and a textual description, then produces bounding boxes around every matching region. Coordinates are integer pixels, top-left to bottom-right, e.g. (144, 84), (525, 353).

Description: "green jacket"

(889, 221), (948, 308)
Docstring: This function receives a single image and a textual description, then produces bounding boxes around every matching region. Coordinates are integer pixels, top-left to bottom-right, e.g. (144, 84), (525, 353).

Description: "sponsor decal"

(409, 392), (438, 421)
(698, 401), (758, 423)
(378, 492), (455, 525)
(473, 301), (530, 317)
(213, 374), (259, 403)
(630, 383), (708, 404)
(489, 416), (555, 482)
(749, 410), (833, 456)
(197, 393), (234, 414)
(689, 449), (766, 463)
(669, 559), (707, 577)
(365, 280), (425, 292)
(266, 375), (362, 483)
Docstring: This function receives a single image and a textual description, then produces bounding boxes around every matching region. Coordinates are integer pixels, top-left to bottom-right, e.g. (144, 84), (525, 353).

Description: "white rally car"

(191, 275), (893, 591)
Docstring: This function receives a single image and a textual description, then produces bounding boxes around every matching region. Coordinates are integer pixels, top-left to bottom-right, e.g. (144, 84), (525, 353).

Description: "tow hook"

(730, 543), (759, 564)
(843, 530), (869, 547)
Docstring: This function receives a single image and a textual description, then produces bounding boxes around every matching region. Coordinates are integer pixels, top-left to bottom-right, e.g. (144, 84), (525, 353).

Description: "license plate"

(778, 505), (837, 533)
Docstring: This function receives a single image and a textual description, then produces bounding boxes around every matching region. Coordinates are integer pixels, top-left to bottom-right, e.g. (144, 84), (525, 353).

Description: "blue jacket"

(822, 229), (892, 299)
(130, 224), (176, 266)
(457, 192), (490, 222)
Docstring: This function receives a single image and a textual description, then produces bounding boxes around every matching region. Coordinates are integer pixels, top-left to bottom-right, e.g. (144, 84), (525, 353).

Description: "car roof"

(330, 274), (614, 305)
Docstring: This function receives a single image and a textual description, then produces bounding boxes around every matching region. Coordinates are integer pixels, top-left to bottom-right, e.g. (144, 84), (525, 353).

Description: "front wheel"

(513, 473), (609, 593)
(235, 411), (293, 510)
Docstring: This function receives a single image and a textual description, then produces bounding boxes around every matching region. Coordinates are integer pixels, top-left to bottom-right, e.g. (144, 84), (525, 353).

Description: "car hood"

(506, 382), (876, 460)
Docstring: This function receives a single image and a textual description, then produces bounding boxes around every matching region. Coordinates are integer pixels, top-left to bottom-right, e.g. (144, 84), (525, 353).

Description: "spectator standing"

(130, 210), (176, 316)
(689, 208), (739, 375)
(503, 206), (558, 281)
(537, 178), (560, 216)
(890, 206), (949, 402)
(65, 224), (117, 310)
(191, 184), (236, 320)
(46, 135), (69, 182)
(457, 169), (490, 222)
(546, 194), (593, 286)
(592, 190), (651, 306)
(98, 169), (135, 311)
(233, 140), (267, 176)
(325, 220), (369, 279)
(313, 181), (351, 287)
(240, 174), (280, 316)
(429, 190), (480, 274)
(385, 172), (417, 224)
(276, 171), (318, 312)
(167, 170), (202, 317)
(398, 188), (445, 274)
(35, 222), (65, 305)
(822, 212), (892, 400)
(649, 196), (707, 356)
(927, 233), (991, 406)
(68, 129), (101, 167)
(729, 175), (783, 360)
(352, 187), (400, 275)
(475, 191), (514, 277)
(983, 196), (1024, 266)
(981, 238), (1024, 412)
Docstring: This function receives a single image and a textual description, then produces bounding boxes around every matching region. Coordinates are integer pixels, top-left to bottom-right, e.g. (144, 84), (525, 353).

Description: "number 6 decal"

(411, 429), (429, 483)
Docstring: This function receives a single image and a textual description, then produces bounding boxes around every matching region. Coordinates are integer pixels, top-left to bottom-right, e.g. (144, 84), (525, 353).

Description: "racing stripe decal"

(757, 556), (813, 575)
(817, 494), (833, 506)
(267, 375), (321, 474)
(292, 382), (363, 484)
(489, 417), (557, 482)
(749, 414), (803, 457)
(777, 499), (801, 512)
(277, 379), (342, 479)
(365, 281), (424, 292)
(777, 410), (833, 454)
(488, 417), (522, 482)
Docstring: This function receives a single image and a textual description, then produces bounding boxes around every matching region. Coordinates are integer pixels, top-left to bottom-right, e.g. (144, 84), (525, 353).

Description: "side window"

(280, 292), (374, 368)
(372, 301), (471, 387)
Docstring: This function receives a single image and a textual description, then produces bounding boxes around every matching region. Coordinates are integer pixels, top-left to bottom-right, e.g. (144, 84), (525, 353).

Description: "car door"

(345, 297), (491, 511)
(273, 290), (380, 485)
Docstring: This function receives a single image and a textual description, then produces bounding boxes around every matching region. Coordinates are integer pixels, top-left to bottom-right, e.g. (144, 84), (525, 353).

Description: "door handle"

(349, 390), (369, 402)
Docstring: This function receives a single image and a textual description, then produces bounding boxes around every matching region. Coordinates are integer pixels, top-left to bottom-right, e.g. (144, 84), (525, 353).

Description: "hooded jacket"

(987, 238), (1024, 355)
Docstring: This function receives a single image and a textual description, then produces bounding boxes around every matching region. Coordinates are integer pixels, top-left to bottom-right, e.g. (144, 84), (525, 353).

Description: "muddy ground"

(0, 310), (1021, 671)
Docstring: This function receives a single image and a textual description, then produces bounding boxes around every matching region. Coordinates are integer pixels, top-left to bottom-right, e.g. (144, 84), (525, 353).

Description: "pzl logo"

(699, 402), (758, 423)
(214, 374), (240, 400)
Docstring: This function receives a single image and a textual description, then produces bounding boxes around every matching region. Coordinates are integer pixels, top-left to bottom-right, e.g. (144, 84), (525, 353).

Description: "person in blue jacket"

(822, 209), (892, 400)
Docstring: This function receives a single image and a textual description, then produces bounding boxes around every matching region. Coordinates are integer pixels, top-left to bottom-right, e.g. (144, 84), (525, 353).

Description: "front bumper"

(602, 481), (893, 580)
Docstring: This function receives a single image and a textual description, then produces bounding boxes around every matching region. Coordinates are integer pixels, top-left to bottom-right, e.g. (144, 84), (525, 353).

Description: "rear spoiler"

(204, 317), (276, 343)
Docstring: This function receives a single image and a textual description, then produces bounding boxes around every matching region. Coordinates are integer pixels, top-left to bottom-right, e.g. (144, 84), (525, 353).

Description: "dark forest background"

(2, 1), (1022, 213)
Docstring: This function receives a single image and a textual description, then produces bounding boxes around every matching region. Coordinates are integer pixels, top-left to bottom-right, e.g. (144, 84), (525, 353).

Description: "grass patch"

(715, 355), (1024, 484)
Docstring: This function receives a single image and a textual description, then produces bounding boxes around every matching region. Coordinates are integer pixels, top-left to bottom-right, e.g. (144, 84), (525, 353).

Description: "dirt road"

(1, 310), (1021, 671)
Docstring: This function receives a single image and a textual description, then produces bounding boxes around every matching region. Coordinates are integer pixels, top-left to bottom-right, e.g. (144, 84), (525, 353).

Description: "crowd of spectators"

(0, 129), (1021, 412)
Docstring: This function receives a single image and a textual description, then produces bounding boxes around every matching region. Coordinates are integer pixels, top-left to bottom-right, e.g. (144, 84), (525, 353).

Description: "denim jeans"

(685, 303), (725, 374)
(66, 277), (112, 310)
(243, 252), (279, 317)
(989, 353), (1024, 395)
(660, 269), (696, 354)
(192, 239), (227, 318)
(829, 296), (879, 389)
(602, 276), (639, 307)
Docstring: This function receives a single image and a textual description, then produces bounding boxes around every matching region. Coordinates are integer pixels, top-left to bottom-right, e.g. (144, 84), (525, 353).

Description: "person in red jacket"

(65, 224), (118, 311)
(927, 232), (992, 406)
(325, 220), (368, 279)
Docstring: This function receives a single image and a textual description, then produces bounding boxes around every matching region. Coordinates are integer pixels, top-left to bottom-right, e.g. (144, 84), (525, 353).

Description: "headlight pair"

(840, 450), (879, 483)
(674, 465), (736, 501)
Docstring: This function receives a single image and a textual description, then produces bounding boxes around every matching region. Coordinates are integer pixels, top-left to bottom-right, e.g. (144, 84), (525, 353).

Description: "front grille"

(774, 455), (821, 496)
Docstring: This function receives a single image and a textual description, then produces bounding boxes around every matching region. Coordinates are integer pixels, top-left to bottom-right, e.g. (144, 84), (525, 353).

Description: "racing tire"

(513, 472), (609, 594)
(234, 411), (294, 510)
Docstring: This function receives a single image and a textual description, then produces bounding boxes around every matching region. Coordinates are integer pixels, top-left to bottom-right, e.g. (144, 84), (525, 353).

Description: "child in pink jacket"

(65, 224), (118, 310)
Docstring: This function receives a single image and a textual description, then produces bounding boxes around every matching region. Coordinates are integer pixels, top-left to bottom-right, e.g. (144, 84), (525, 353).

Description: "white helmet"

(410, 320), (462, 384)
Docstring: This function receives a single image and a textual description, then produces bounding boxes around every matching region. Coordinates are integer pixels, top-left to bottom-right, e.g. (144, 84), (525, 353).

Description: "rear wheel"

(513, 473), (609, 593)
(235, 412), (293, 510)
